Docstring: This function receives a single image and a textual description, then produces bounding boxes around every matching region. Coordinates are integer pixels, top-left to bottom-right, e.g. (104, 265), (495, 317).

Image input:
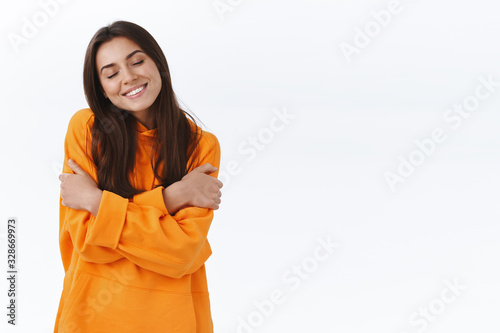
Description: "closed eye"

(106, 61), (143, 79)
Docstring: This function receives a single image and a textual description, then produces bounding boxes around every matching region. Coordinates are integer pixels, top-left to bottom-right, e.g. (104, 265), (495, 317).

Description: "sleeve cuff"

(86, 190), (128, 249)
(131, 186), (169, 216)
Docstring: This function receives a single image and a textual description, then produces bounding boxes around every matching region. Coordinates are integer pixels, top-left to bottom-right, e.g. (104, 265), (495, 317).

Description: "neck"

(133, 110), (155, 130)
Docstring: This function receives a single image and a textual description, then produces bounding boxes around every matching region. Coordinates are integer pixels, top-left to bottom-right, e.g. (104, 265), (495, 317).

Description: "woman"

(55, 20), (223, 332)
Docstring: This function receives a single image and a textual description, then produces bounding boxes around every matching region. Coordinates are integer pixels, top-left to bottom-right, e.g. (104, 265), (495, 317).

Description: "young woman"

(55, 20), (223, 332)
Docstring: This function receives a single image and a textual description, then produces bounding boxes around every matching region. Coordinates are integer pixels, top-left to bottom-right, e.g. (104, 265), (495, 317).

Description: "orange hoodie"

(54, 108), (220, 333)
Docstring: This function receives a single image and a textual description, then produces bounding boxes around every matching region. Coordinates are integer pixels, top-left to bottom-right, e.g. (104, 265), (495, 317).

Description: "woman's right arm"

(59, 110), (124, 265)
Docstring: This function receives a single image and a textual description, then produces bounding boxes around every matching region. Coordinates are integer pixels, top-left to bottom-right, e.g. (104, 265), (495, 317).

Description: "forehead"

(96, 36), (143, 67)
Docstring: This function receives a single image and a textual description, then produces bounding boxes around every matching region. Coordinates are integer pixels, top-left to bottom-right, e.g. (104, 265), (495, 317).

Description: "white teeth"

(125, 85), (145, 96)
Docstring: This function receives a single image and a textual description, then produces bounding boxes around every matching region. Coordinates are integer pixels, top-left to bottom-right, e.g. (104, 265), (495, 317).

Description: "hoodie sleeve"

(86, 131), (221, 278)
(59, 110), (124, 267)
(60, 109), (222, 278)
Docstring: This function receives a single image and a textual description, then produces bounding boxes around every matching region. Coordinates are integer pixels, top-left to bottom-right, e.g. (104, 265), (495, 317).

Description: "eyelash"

(107, 60), (144, 79)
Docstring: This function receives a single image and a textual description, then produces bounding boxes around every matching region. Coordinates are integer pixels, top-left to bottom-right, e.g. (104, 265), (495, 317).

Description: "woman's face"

(96, 36), (162, 123)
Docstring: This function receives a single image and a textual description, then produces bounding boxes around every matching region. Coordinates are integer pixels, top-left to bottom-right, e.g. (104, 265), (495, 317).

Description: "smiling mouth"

(123, 83), (147, 97)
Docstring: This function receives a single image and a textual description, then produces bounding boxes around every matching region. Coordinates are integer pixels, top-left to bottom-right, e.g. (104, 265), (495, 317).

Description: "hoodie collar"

(135, 118), (157, 137)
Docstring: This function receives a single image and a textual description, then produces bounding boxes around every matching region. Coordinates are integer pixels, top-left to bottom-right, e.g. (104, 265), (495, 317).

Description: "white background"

(1, 0), (500, 332)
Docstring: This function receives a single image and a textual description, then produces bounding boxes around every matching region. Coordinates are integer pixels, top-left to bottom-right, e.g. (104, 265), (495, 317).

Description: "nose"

(122, 67), (138, 85)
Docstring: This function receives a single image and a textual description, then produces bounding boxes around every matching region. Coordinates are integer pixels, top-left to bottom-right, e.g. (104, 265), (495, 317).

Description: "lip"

(122, 83), (147, 97)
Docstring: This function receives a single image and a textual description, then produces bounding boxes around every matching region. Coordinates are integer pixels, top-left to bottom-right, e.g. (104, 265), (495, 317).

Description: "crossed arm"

(59, 159), (222, 217)
(57, 111), (223, 278)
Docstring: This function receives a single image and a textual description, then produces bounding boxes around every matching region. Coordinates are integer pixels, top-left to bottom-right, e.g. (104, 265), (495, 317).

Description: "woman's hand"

(179, 163), (223, 210)
(59, 159), (103, 216)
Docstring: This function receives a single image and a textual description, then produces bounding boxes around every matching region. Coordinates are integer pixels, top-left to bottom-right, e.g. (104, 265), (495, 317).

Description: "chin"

(123, 103), (154, 112)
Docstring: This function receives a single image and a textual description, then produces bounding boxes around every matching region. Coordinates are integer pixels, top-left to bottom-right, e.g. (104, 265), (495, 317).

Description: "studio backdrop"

(1, 0), (499, 332)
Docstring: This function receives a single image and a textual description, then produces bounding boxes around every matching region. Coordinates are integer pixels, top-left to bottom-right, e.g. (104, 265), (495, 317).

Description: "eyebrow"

(100, 50), (144, 74)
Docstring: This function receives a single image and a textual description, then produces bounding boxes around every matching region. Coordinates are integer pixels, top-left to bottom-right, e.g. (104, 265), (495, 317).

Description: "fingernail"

(68, 159), (74, 164)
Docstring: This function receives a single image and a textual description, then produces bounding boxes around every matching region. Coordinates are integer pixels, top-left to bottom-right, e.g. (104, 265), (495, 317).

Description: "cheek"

(146, 65), (162, 83)
(152, 71), (162, 90)
(102, 82), (119, 97)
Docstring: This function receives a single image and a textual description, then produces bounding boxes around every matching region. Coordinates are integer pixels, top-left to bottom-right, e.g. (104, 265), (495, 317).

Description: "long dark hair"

(83, 20), (203, 198)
